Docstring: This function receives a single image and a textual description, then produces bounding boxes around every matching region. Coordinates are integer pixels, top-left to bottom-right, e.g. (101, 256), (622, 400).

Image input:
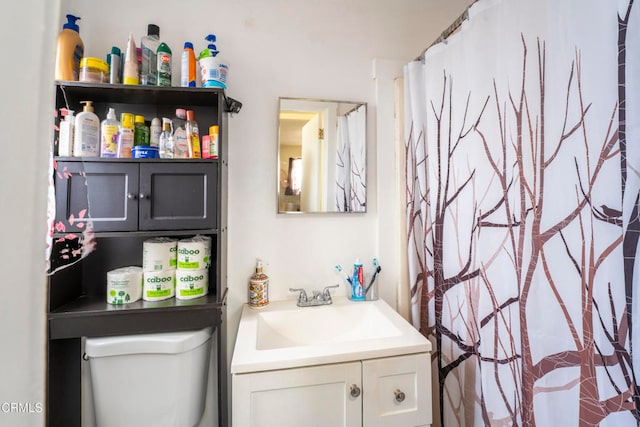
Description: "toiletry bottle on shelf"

(133, 115), (150, 147)
(209, 125), (219, 159)
(73, 101), (100, 157)
(181, 42), (197, 87)
(100, 107), (119, 157)
(249, 259), (269, 309)
(172, 109), (189, 158)
(140, 24), (160, 85)
(156, 42), (172, 87)
(117, 113), (135, 158)
(123, 32), (139, 85)
(149, 117), (161, 148)
(54, 14), (84, 81)
(107, 46), (121, 84)
(58, 110), (74, 157)
(158, 118), (174, 158)
(185, 110), (201, 158)
(351, 258), (365, 300)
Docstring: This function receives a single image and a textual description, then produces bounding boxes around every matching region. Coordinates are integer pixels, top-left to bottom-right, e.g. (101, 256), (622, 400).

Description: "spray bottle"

(55, 14), (84, 81)
(181, 42), (197, 87)
(100, 108), (119, 158)
(156, 42), (172, 87)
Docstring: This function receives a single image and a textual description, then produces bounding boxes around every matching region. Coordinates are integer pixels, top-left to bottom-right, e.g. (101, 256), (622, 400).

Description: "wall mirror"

(278, 97), (367, 214)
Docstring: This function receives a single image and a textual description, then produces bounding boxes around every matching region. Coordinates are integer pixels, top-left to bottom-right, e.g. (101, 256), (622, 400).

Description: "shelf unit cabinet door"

(232, 362), (362, 427)
(362, 353), (432, 427)
(54, 162), (139, 232)
(138, 162), (217, 231)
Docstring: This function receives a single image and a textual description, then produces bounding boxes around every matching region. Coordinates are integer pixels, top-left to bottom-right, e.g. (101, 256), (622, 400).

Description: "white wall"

(19, 0), (473, 425)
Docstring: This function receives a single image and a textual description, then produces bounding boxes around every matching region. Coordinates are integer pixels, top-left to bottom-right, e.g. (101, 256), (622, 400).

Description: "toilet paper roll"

(107, 266), (143, 304)
(143, 237), (177, 272)
(175, 268), (208, 300)
(143, 270), (176, 301)
(177, 236), (211, 270)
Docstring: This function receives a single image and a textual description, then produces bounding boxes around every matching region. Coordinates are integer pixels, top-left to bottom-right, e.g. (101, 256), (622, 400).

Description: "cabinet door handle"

(394, 389), (406, 403)
(127, 193), (137, 200)
(139, 193), (146, 200)
(350, 384), (361, 398)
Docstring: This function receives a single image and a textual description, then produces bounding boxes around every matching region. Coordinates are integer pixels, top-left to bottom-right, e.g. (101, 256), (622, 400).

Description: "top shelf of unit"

(55, 80), (226, 107)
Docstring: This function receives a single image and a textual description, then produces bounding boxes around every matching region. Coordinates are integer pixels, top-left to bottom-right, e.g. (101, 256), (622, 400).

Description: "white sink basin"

(256, 302), (402, 350)
(231, 297), (431, 374)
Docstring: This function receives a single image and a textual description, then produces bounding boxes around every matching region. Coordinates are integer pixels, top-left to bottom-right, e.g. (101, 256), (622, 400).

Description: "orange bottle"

(54, 15), (84, 81)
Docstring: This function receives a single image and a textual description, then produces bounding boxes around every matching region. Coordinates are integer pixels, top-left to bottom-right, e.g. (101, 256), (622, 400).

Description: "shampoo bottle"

(73, 101), (100, 157)
(133, 115), (150, 146)
(123, 32), (139, 85)
(58, 110), (75, 157)
(248, 259), (269, 309)
(140, 24), (160, 85)
(116, 113), (135, 158)
(100, 107), (119, 157)
(54, 14), (84, 81)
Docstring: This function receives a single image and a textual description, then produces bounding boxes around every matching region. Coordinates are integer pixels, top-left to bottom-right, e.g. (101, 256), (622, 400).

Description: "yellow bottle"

(54, 15), (84, 81)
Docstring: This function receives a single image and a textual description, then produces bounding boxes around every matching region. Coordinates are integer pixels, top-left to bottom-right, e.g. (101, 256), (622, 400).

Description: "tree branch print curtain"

(336, 105), (366, 211)
(405, 0), (639, 425)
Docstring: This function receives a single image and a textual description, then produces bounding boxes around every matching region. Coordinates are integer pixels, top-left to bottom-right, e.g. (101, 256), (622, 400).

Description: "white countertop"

(230, 297), (432, 374)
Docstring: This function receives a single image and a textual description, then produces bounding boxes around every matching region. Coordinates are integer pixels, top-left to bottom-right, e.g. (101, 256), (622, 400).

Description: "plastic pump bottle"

(55, 14), (84, 81)
(73, 101), (99, 157)
(100, 108), (119, 157)
(172, 109), (189, 158)
(140, 24), (160, 85)
(159, 118), (174, 158)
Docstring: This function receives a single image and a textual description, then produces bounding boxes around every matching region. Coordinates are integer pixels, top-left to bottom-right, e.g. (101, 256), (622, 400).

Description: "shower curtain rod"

(415, 0), (478, 62)
(343, 103), (364, 116)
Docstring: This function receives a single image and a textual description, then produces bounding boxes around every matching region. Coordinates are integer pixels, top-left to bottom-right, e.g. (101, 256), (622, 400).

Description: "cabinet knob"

(127, 193), (137, 200)
(139, 193), (146, 200)
(394, 389), (406, 403)
(350, 384), (361, 398)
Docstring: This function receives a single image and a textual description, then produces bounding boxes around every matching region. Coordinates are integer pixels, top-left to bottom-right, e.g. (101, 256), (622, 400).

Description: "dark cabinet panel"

(55, 162), (138, 232)
(140, 162), (217, 230)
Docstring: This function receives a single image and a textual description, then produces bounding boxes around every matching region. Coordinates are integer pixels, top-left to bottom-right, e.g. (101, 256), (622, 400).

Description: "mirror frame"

(277, 97), (367, 215)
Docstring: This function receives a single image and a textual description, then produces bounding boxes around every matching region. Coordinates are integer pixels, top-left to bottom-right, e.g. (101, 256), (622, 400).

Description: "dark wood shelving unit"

(47, 81), (230, 427)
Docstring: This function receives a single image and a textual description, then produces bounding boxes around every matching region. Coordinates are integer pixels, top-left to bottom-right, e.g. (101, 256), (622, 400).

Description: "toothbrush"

(335, 265), (353, 285)
(365, 258), (381, 295)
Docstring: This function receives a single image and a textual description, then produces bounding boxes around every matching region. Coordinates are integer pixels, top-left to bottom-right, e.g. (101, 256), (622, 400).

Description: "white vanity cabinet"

(232, 352), (431, 427)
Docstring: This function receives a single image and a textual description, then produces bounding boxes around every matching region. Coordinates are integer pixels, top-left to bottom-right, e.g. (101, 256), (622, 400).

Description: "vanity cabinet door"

(54, 161), (139, 232)
(232, 361), (362, 427)
(362, 353), (432, 427)
(139, 162), (217, 231)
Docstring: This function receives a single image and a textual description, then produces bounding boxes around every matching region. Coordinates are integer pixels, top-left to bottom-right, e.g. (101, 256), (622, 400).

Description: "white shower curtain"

(405, 0), (639, 425)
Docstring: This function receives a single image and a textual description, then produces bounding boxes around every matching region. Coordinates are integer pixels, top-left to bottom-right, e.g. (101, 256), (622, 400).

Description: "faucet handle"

(289, 288), (308, 303)
(322, 284), (339, 300)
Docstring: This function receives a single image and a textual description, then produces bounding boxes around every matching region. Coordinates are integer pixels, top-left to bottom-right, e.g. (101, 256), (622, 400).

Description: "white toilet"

(85, 326), (212, 427)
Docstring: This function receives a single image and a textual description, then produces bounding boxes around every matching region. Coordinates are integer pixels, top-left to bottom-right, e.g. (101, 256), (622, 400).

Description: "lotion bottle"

(58, 110), (75, 157)
(123, 32), (139, 85)
(185, 110), (201, 158)
(54, 14), (84, 81)
(158, 118), (174, 158)
(73, 101), (99, 157)
(117, 113), (135, 158)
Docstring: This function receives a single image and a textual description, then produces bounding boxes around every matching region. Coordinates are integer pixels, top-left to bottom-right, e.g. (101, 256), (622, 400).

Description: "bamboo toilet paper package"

(107, 266), (143, 304)
(143, 270), (176, 301)
(143, 237), (177, 271)
(177, 235), (211, 269)
(176, 268), (208, 300)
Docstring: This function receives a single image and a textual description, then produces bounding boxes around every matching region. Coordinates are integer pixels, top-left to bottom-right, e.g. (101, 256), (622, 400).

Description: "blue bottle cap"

(184, 42), (194, 50)
(63, 14), (81, 32)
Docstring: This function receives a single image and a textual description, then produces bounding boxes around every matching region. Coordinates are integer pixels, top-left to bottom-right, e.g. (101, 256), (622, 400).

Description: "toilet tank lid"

(85, 327), (212, 358)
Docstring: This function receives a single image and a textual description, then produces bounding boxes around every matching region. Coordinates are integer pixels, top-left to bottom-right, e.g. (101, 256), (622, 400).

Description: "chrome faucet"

(289, 284), (339, 307)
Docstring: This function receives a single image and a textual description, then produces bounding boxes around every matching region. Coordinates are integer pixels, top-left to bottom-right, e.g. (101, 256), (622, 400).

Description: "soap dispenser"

(73, 101), (99, 157)
(248, 259), (269, 309)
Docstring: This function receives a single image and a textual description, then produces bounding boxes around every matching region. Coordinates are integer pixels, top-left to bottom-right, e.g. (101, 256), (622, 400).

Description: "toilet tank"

(85, 327), (212, 427)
